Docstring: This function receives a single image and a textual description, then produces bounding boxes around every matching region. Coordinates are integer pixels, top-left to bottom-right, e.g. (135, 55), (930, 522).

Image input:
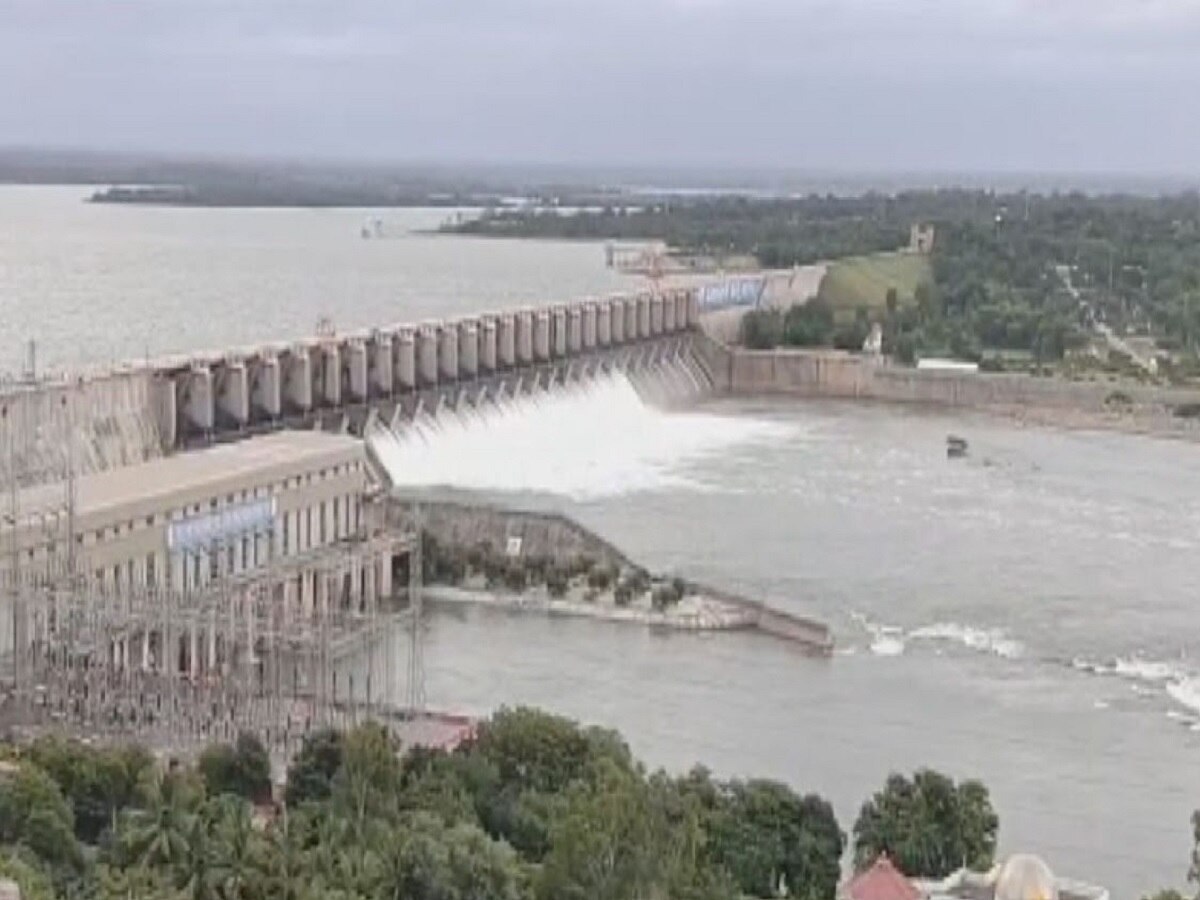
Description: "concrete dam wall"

(2, 289), (701, 462)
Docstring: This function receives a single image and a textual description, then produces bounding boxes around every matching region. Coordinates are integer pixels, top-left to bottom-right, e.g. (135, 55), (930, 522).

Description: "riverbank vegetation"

(421, 532), (685, 611)
(0, 708), (1013, 900)
(450, 191), (1200, 381)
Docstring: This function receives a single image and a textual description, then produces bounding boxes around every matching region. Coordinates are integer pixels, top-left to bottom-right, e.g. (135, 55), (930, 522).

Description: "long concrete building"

(0, 430), (408, 750)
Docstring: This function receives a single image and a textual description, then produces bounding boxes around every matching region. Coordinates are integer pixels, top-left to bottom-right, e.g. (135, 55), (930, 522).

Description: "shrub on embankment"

(421, 532), (683, 610)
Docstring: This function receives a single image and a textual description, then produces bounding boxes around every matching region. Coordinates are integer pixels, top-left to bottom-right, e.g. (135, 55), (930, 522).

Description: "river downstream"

(4, 187), (1197, 898)
(375, 389), (1200, 900)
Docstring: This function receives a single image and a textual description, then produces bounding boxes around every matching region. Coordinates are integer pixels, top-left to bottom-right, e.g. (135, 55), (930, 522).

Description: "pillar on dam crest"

(551, 307), (567, 358)
(582, 303), (597, 349)
(650, 294), (664, 335)
(663, 293), (677, 332)
(251, 355), (281, 419)
(637, 295), (651, 339)
(596, 301), (612, 346)
(624, 296), (638, 342)
(438, 325), (459, 381)
(534, 311), (551, 361)
(417, 327), (439, 387)
(675, 291), (690, 330)
(498, 314), (516, 368)
(687, 291), (699, 327)
(516, 311), (533, 364)
(217, 360), (250, 425)
(345, 340), (369, 402)
(370, 333), (393, 396)
(318, 344), (341, 406)
(283, 349), (313, 413)
(480, 318), (497, 372)
(458, 321), (478, 378)
(395, 329), (416, 391)
(568, 307), (583, 353)
(183, 365), (215, 433)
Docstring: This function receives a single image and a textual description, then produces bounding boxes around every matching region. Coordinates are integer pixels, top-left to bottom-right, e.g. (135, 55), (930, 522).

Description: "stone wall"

(386, 499), (627, 568)
(722, 347), (1200, 418)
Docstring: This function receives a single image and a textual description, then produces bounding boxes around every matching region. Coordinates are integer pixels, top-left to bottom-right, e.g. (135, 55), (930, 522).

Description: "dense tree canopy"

(0, 710), (1008, 900)
(852, 769), (998, 879)
(456, 190), (1200, 378)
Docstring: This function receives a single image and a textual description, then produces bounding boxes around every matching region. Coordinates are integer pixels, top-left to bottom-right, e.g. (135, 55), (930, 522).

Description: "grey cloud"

(2, 0), (1200, 172)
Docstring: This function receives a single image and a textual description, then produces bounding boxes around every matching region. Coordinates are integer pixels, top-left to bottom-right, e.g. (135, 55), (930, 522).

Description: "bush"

(587, 563), (618, 591)
(198, 732), (272, 804)
(546, 567), (569, 598)
(740, 308), (784, 349)
(613, 583), (634, 607)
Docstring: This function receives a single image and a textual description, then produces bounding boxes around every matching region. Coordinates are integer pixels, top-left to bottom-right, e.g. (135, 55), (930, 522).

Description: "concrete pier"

(534, 311), (551, 362)
(396, 330), (416, 391)
(438, 326), (458, 381)
(370, 333), (393, 397)
(216, 361), (249, 426)
(498, 314), (516, 368)
(480, 318), (497, 372)
(458, 322), (478, 378)
(597, 302), (612, 346)
(251, 355), (281, 420)
(418, 327), (439, 386)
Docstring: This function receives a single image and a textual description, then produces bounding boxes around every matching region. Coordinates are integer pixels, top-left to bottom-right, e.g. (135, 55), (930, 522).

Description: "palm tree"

(251, 806), (310, 900)
(206, 795), (260, 900)
(117, 770), (199, 873)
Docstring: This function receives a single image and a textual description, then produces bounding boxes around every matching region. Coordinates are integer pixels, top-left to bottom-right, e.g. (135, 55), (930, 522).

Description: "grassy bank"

(817, 251), (931, 315)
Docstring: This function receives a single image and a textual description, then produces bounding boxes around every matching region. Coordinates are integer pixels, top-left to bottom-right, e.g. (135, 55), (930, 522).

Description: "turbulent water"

(371, 383), (1200, 899)
(6, 185), (1199, 898)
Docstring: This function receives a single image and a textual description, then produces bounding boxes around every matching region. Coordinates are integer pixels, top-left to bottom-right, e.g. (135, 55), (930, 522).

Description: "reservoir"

(4, 186), (1197, 898)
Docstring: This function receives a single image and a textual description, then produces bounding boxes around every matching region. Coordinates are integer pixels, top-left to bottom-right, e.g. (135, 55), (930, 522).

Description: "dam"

(143, 288), (697, 452)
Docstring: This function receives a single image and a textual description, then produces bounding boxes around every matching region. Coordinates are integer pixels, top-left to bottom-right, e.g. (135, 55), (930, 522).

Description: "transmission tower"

(405, 505), (425, 714)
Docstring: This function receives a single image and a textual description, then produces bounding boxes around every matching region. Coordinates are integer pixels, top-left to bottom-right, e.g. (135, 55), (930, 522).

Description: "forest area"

(450, 191), (1200, 376)
(0, 707), (1007, 900)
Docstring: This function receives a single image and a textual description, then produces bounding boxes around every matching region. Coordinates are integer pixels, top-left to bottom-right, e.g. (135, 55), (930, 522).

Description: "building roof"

(11, 430), (364, 530)
(844, 857), (922, 900)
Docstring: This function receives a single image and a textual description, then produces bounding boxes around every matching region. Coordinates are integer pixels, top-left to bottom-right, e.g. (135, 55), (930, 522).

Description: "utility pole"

(406, 504), (424, 716)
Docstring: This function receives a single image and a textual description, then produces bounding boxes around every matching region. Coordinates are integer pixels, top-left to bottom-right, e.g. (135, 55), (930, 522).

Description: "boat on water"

(946, 435), (968, 458)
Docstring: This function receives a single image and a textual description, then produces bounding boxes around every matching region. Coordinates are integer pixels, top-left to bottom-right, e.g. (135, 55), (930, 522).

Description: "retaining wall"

(386, 497), (832, 653)
(721, 347), (1200, 417)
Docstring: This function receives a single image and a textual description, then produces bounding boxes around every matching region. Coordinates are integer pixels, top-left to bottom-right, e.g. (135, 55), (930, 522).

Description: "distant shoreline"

(88, 185), (488, 208)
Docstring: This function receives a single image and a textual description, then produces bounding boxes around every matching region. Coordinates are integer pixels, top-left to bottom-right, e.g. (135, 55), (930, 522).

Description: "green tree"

(537, 759), (665, 900)
(285, 728), (344, 807)
(0, 761), (83, 875)
(113, 769), (203, 873)
(853, 770), (998, 878)
(198, 732), (272, 804)
(331, 723), (403, 830)
(205, 794), (262, 900)
(0, 850), (56, 900)
(706, 779), (843, 899)
(26, 736), (153, 843)
(375, 812), (528, 900)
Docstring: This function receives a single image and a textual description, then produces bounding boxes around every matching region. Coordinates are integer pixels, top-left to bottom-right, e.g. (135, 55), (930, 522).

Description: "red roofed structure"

(841, 856), (922, 900)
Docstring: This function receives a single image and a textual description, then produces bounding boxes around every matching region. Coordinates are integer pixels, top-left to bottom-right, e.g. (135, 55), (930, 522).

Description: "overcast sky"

(3, 0), (1199, 174)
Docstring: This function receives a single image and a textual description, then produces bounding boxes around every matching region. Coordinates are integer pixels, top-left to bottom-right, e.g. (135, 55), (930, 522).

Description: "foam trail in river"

(368, 365), (792, 500)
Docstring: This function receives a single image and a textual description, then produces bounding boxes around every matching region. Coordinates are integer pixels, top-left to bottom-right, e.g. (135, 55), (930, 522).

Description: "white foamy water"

(908, 622), (1024, 659)
(852, 613), (1023, 660)
(369, 370), (793, 499)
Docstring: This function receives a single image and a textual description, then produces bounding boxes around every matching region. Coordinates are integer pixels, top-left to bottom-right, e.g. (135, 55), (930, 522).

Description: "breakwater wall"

(386, 497), (832, 653)
(703, 342), (1200, 425)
